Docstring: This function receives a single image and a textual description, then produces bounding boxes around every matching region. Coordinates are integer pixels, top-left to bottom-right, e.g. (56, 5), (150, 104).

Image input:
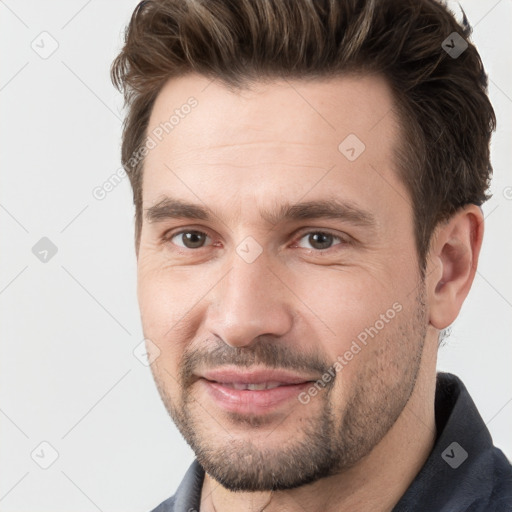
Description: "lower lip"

(200, 379), (312, 414)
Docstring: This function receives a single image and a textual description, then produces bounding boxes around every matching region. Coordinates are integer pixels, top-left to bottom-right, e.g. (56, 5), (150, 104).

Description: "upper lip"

(200, 367), (317, 385)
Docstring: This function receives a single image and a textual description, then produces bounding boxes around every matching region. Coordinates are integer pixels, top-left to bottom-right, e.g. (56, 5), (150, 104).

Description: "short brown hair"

(111, 0), (495, 268)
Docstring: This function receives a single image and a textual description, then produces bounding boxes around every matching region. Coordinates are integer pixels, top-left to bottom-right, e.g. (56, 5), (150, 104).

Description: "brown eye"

(170, 230), (210, 249)
(297, 231), (344, 251)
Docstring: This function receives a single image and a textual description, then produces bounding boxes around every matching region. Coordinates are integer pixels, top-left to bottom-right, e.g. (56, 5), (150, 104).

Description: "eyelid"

(291, 228), (350, 249)
(162, 227), (214, 248)
(162, 226), (351, 250)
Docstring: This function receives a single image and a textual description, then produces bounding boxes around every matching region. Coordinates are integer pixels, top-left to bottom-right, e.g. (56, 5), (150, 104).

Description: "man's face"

(137, 73), (428, 491)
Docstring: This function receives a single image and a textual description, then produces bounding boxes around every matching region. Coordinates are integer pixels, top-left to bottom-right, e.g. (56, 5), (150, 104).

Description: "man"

(111, 0), (512, 510)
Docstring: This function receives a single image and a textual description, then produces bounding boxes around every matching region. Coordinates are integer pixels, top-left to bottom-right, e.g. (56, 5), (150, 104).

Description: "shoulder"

(460, 446), (512, 511)
(485, 448), (512, 510)
(148, 495), (176, 512)
(146, 460), (205, 512)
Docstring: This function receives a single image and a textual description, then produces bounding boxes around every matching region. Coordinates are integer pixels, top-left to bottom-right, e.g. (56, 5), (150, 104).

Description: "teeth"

(247, 383), (267, 391)
(221, 381), (284, 390)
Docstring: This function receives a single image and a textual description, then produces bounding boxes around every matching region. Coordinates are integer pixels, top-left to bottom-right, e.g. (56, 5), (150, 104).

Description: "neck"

(201, 351), (438, 512)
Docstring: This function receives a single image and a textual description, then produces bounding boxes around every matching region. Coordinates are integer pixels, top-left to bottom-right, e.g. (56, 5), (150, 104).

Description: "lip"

(201, 367), (316, 385)
(198, 367), (317, 415)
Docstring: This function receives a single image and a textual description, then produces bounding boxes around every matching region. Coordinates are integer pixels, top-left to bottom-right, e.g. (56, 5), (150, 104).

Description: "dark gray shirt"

(150, 372), (512, 511)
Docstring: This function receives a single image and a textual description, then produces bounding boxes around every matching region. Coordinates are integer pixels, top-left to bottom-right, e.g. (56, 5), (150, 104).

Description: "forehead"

(147, 72), (398, 151)
(142, 73), (409, 223)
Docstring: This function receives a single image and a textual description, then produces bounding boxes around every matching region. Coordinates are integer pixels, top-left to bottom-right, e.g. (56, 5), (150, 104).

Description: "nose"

(203, 254), (294, 348)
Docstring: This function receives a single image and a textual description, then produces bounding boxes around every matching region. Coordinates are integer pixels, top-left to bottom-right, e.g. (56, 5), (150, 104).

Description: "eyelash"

(162, 228), (349, 252)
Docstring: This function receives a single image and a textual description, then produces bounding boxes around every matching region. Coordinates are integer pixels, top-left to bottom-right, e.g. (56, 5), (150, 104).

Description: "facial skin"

(137, 73), (483, 512)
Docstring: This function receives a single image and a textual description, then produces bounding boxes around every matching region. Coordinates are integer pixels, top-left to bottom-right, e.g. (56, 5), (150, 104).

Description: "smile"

(197, 367), (318, 414)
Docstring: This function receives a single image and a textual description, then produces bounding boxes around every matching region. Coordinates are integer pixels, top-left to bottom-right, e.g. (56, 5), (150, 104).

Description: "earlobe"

(427, 205), (484, 330)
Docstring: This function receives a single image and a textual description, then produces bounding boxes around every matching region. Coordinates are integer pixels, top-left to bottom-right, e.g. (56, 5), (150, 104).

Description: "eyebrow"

(145, 196), (376, 229)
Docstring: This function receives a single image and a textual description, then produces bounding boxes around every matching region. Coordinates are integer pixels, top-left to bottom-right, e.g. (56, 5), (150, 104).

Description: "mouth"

(214, 381), (294, 390)
(197, 367), (317, 414)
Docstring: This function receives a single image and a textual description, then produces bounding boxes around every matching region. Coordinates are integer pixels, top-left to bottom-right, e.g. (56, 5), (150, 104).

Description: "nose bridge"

(205, 249), (293, 347)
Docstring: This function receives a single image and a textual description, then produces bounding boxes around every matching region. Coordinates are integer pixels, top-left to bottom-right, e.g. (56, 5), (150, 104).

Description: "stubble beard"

(150, 286), (427, 492)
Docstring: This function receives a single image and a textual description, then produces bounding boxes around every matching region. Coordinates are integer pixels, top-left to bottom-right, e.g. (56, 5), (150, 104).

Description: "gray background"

(1, 1), (511, 511)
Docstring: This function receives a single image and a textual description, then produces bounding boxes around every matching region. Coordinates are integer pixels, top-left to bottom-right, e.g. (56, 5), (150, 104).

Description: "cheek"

(138, 248), (199, 318)
(137, 255), (227, 367)
(292, 265), (417, 409)
(290, 266), (403, 354)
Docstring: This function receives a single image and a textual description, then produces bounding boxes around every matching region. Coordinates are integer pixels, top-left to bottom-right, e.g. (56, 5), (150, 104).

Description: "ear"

(426, 204), (484, 329)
